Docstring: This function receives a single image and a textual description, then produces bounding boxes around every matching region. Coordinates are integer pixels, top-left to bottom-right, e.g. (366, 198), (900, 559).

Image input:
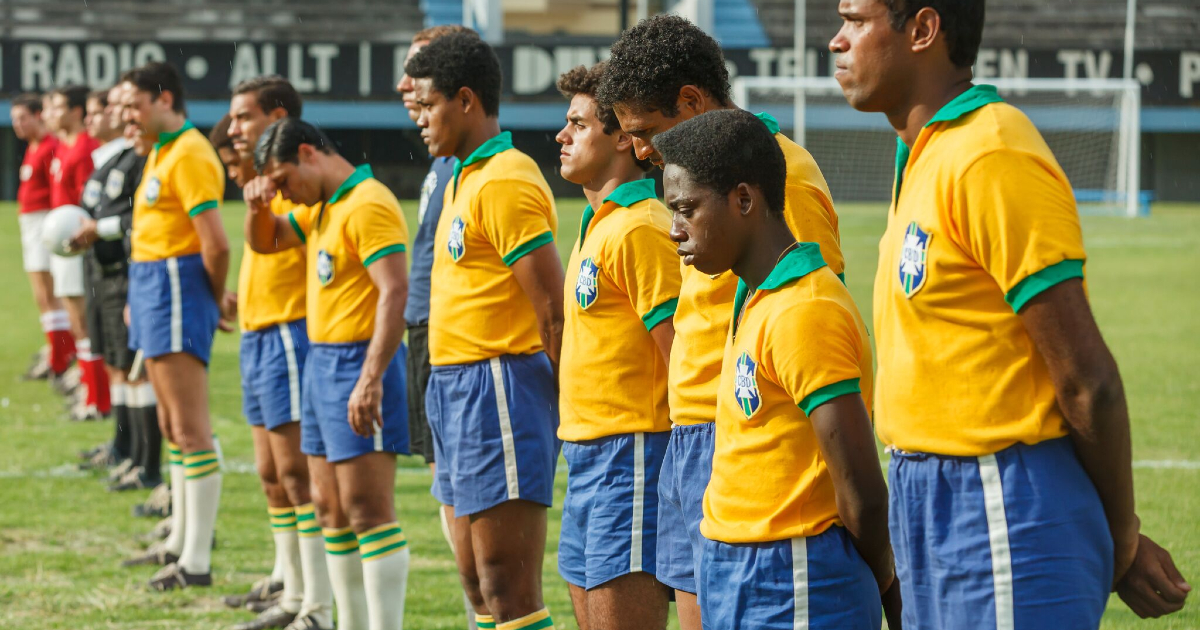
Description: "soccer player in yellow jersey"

(596, 15), (846, 628)
(658, 109), (899, 630)
(830, 0), (1191, 626)
(246, 118), (411, 630)
(407, 33), (565, 630)
(224, 77), (339, 630)
(120, 62), (231, 591)
(554, 63), (680, 630)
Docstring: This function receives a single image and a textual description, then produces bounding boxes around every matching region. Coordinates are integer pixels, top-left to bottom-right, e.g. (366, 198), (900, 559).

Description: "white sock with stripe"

(179, 450), (221, 574)
(358, 523), (409, 630)
(325, 528), (368, 630)
(297, 515), (334, 626)
(270, 507), (303, 613)
(162, 442), (187, 556)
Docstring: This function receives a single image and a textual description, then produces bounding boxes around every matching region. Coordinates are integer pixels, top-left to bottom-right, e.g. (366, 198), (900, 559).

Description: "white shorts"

(18, 211), (51, 273)
(51, 253), (84, 298)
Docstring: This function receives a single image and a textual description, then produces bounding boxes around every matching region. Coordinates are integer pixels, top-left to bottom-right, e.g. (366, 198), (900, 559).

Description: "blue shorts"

(127, 254), (220, 364)
(559, 431), (670, 589)
(889, 437), (1113, 630)
(699, 527), (882, 630)
(300, 341), (409, 463)
(656, 422), (714, 594)
(426, 353), (560, 517)
(241, 319), (309, 430)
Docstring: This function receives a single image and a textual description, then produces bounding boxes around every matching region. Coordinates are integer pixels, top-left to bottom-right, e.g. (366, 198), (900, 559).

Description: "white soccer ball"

(41, 205), (91, 257)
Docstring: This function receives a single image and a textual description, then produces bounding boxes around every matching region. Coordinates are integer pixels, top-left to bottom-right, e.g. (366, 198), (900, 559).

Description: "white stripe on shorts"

(166, 258), (183, 353)
(978, 454), (1015, 630)
(630, 432), (646, 573)
(277, 323), (301, 422)
(488, 357), (520, 500)
(791, 537), (810, 630)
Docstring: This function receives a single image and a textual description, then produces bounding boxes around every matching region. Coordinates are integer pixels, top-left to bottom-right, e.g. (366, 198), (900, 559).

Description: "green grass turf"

(0, 200), (1197, 629)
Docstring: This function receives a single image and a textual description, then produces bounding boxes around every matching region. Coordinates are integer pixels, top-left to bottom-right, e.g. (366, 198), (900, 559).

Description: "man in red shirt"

(44, 85), (101, 414)
(11, 93), (73, 380)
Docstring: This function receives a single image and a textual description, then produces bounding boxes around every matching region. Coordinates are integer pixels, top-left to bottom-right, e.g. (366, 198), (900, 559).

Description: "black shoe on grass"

(224, 577), (284, 609)
(148, 562), (212, 591)
(123, 546), (178, 567)
(231, 605), (298, 630)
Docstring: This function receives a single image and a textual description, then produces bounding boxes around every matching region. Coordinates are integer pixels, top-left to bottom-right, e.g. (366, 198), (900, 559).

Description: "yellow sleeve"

(952, 149), (1087, 312)
(287, 203), (317, 244)
(783, 182), (844, 278)
(174, 151), (225, 217)
(607, 223), (681, 331)
(476, 179), (555, 266)
(761, 299), (865, 417)
(345, 200), (409, 267)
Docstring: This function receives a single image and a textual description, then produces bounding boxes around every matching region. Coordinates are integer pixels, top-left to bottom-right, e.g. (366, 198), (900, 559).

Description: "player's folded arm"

(954, 148), (1087, 313)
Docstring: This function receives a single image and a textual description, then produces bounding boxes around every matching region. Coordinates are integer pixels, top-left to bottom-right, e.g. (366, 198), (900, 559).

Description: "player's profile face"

(85, 98), (108, 139)
(664, 164), (736, 275)
(555, 94), (614, 185)
(217, 146), (245, 187)
(122, 85), (157, 139)
(611, 103), (674, 169)
(228, 93), (269, 160)
(411, 77), (458, 159)
(264, 158), (317, 207)
(830, 0), (905, 112)
(398, 40), (428, 123)
(42, 95), (63, 132)
(10, 106), (35, 140)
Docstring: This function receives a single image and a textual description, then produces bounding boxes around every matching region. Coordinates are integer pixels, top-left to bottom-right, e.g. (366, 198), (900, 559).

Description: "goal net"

(731, 76), (1144, 217)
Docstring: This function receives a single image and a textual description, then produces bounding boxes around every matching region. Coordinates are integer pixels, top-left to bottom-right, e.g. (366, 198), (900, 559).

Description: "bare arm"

(649, 318), (675, 365)
(244, 176), (303, 254)
(346, 252), (408, 438)
(511, 243), (565, 367)
(1021, 279), (1189, 617)
(192, 209), (230, 300)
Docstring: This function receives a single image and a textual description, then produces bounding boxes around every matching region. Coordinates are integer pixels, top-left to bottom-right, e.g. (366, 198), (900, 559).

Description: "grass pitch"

(0, 200), (1197, 629)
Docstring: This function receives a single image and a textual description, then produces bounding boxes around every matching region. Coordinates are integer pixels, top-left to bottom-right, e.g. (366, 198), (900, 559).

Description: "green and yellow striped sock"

(323, 527), (359, 556)
(357, 522), (407, 562)
(496, 609), (553, 630)
(295, 503), (321, 538)
(182, 450), (219, 479)
(476, 614), (496, 629)
(268, 506), (297, 532)
(167, 442), (183, 466)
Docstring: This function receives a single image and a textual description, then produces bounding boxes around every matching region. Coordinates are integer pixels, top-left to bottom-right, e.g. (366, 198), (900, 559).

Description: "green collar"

(894, 84), (1003, 200)
(732, 242), (827, 335)
(453, 131), (514, 192)
(579, 178), (657, 245)
(328, 164), (374, 205)
(154, 120), (195, 151)
(755, 112), (781, 135)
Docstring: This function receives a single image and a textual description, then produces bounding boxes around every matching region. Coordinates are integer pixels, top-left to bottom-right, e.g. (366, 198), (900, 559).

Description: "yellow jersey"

(558, 179), (681, 442)
(237, 193), (308, 332)
(287, 165), (408, 344)
(874, 85), (1086, 456)
(702, 243), (873, 543)
(428, 132), (558, 366)
(668, 113), (843, 426)
(131, 121), (225, 261)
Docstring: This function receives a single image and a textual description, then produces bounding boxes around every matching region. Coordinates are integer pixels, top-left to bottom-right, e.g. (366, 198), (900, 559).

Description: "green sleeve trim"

(798, 378), (861, 416)
(1005, 259), (1085, 313)
(362, 243), (406, 267)
(641, 297), (679, 331)
(187, 200), (218, 217)
(837, 271), (846, 285)
(502, 231), (554, 267)
(287, 213), (306, 244)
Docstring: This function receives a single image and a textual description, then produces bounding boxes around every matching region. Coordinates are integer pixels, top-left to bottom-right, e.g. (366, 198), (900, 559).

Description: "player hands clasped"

(245, 118), (412, 630)
(830, 0), (1190, 625)
(659, 109), (901, 630)
(554, 63), (680, 630)
(407, 32), (565, 630)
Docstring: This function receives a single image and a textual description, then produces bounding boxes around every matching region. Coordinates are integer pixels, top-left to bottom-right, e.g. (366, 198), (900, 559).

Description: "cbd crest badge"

(447, 216), (466, 262)
(734, 352), (762, 419)
(899, 221), (931, 298)
(82, 180), (102, 209)
(575, 258), (599, 310)
(144, 176), (162, 206)
(317, 250), (335, 286)
(106, 170), (126, 200)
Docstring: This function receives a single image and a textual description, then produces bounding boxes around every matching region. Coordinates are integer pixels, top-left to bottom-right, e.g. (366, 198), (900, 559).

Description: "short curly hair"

(596, 14), (731, 116)
(405, 31), (500, 118)
(558, 63), (653, 172)
(655, 109), (786, 217)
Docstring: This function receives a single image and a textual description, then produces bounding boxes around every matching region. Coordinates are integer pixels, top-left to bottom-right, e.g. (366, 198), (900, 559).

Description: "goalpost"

(732, 76), (1144, 217)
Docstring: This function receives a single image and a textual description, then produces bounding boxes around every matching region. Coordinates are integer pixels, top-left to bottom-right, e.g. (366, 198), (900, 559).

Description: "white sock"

(178, 450), (221, 574)
(162, 443), (187, 556)
(275, 527), (304, 613)
(358, 523), (409, 630)
(299, 529), (335, 626)
(271, 527), (287, 584)
(324, 529), (368, 630)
